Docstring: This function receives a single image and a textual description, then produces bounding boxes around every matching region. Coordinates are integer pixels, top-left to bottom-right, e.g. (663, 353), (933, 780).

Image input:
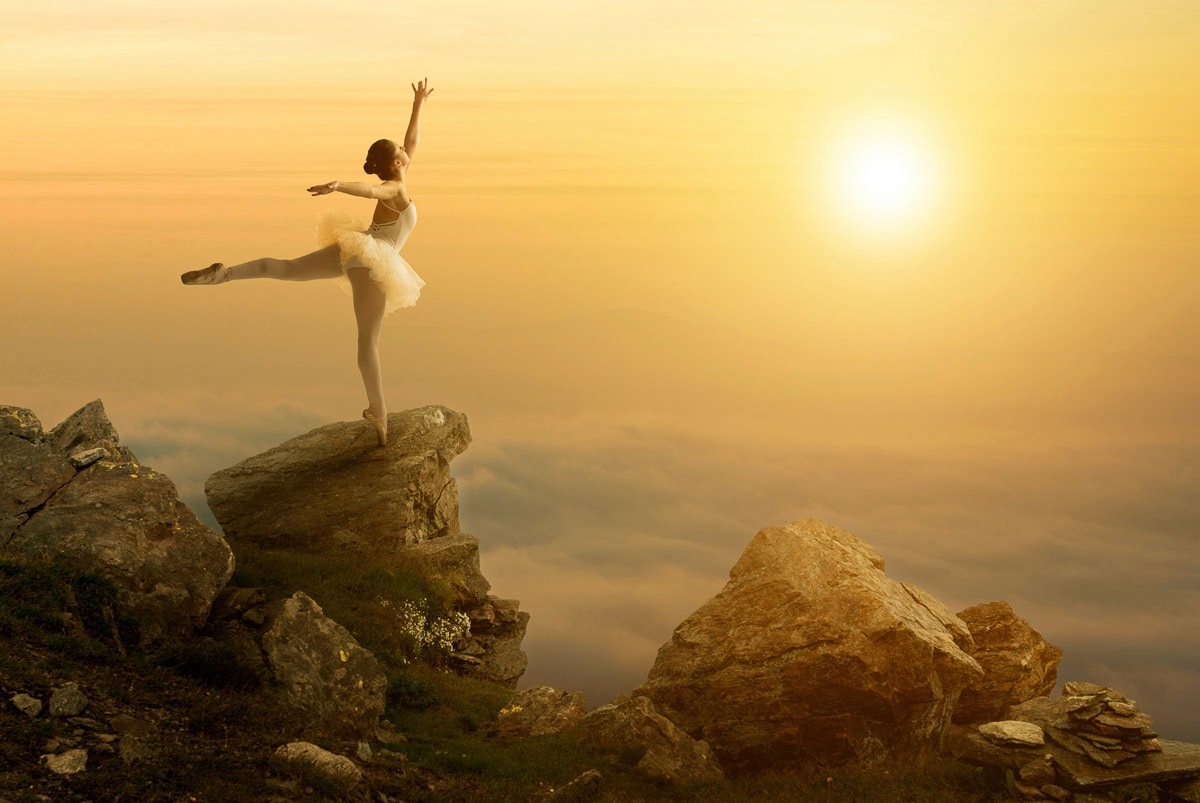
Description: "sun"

(825, 121), (942, 235)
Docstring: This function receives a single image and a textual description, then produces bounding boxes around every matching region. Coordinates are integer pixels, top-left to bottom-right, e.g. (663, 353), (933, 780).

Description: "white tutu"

(316, 206), (424, 315)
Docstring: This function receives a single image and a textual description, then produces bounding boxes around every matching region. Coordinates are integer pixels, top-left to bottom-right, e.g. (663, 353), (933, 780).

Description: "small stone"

(1107, 701), (1138, 716)
(356, 741), (373, 762)
(119, 735), (157, 765)
(1018, 757), (1056, 786)
(1062, 681), (1107, 697)
(42, 749), (88, 775)
(109, 715), (155, 738)
(10, 693), (42, 718)
(1041, 785), (1071, 801)
(97, 734), (118, 743)
(551, 769), (603, 801)
(1013, 780), (1046, 799)
(68, 447), (106, 468)
(48, 683), (88, 717)
(272, 742), (362, 789)
(980, 721), (1045, 746)
(69, 717), (104, 730)
(375, 749), (408, 765)
(241, 608), (265, 626)
(42, 738), (61, 752)
(92, 743), (115, 756)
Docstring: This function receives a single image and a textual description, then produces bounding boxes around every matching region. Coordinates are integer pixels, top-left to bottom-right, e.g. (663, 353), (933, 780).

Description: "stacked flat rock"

(1010, 682), (1161, 768)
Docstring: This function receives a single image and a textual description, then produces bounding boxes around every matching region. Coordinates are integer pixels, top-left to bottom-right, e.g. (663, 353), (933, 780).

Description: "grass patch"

(0, 556), (134, 656)
(152, 640), (262, 691)
(230, 541), (461, 666)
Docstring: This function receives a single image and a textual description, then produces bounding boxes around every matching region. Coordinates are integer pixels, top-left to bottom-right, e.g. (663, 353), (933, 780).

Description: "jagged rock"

(47, 400), (133, 462)
(460, 596), (530, 688)
(41, 748), (87, 775)
(551, 769), (604, 801)
(260, 592), (387, 738)
(0, 406), (74, 540)
(634, 518), (982, 772)
(574, 695), (723, 785)
(48, 683), (88, 717)
(954, 601), (1062, 724)
(271, 742), (362, 789)
(492, 685), (588, 737)
(205, 405), (470, 552)
(1009, 685), (1162, 762)
(980, 721), (1045, 746)
(9, 693), (42, 718)
(407, 531), (491, 603)
(951, 685), (1200, 794)
(1, 401), (235, 643)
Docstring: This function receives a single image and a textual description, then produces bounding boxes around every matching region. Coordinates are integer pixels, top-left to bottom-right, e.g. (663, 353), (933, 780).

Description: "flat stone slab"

(1055, 740), (1200, 790)
(952, 729), (1200, 791)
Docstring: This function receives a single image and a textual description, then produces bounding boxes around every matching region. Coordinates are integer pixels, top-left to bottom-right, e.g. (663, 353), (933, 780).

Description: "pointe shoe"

(181, 263), (229, 285)
(363, 408), (388, 447)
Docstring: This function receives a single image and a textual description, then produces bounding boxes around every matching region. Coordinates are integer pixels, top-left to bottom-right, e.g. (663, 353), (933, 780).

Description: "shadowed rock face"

(954, 600), (1063, 724)
(635, 518), (983, 773)
(206, 405), (469, 552)
(0, 401), (235, 644)
(574, 695), (724, 785)
(261, 592), (387, 739)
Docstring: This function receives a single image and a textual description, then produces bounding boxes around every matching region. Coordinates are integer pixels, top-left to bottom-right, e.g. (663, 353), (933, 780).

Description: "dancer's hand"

(412, 78), (434, 102)
(307, 181), (338, 196)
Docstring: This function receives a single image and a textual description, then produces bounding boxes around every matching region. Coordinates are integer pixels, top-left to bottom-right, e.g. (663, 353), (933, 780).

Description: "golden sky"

(2, 0), (1197, 738)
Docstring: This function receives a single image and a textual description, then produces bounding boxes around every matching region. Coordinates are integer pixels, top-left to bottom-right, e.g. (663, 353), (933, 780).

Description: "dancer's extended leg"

(226, 245), (344, 281)
(348, 267), (388, 446)
(182, 245), (345, 285)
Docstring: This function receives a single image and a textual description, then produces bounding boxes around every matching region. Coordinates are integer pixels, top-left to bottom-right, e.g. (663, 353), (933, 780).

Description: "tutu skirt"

(316, 208), (424, 315)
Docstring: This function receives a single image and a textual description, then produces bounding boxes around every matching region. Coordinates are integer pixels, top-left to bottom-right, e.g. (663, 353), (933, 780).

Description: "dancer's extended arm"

(308, 180), (400, 199)
(405, 77), (434, 161)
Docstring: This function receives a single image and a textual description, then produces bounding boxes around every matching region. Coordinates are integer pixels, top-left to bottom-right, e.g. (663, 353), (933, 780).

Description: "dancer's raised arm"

(404, 78), (434, 161)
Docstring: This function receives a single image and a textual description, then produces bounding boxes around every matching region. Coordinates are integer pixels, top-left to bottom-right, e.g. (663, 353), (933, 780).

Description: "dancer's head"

(364, 139), (409, 180)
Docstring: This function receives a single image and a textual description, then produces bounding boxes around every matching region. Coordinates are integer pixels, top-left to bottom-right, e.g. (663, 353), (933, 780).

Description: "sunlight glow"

(825, 120), (942, 236)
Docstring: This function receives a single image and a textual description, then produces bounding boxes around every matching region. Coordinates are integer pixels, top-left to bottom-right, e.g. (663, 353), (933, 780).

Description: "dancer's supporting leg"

(347, 267), (388, 446)
(182, 245), (345, 285)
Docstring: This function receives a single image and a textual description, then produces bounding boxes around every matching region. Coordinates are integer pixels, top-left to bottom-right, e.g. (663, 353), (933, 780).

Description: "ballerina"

(182, 78), (435, 448)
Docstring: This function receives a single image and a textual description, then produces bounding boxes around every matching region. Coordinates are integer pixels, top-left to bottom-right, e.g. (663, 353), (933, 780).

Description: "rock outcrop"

(206, 405), (469, 552)
(491, 685), (588, 737)
(204, 406), (528, 688)
(1, 402), (235, 643)
(635, 518), (983, 772)
(951, 682), (1200, 797)
(260, 592), (387, 739)
(573, 695), (724, 785)
(954, 600), (1063, 724)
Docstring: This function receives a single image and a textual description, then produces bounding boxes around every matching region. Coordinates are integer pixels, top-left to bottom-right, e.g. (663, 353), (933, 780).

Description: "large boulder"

(634, 518), (983, 772)
(953, 600), (1063, 724)
(260, 592), (387, 739)
(573, 695), (724, 785)
(1, 402), (234, 643)
(205, 405), (469, 552)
